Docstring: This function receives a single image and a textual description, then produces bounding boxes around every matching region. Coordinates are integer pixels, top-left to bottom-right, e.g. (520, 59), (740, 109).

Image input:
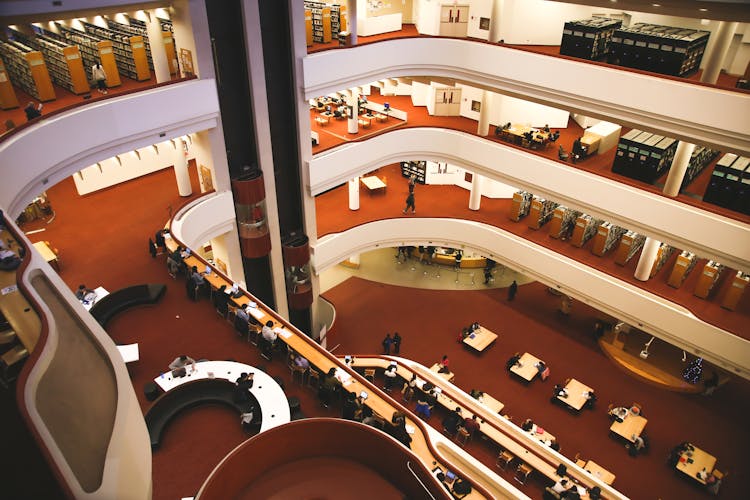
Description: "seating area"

(89, 283), (167, 327)
(144, 378), (260, 450)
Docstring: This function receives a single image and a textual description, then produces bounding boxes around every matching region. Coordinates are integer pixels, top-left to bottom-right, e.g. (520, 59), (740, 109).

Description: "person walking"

(382, 333), (393, 354)
(408, 174), (417, 193)
(508, 280), (518, 301)
(92, 62), (107, 94)
(403, 191), (415, 214)
(392, 332), (402, 354)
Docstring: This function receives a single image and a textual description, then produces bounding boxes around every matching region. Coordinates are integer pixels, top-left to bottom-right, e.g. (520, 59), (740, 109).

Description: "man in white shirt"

(169, 355), (196, 373)
(261, 320), (277, 344)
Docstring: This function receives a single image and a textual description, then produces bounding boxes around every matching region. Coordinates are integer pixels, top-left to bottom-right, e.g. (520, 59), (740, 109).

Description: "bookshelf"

(305, 2), (332, 43)
(528, 196), (558, 230)
(157, 17), (179, 75)
(331, 4), (347, 35)
(614, 230), (646, 266)
(400, 161), (426, 184)
(704, 154), (750, 216)
(79, 21), (149, 81)
(55, 24), (122, 87)
(570, 214), (603, 247)
(111, 18), (154, 70)
(0, 40), (55, 101)
(649, 242), (674, 278)
(305, 9), (314, 46)
(560, 17), (622, 61)
(12, 30), (89, 95)
(0, 57), (20, 109)
(548, 206), (580, 240)
(509, 190), (532, 222)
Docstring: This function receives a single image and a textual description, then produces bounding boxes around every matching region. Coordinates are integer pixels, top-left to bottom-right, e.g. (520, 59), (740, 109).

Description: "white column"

(144, 10), (171, 83)
(174, 139), (192, 196)
(489, 0), (503, 43)
(348, 177), (360, 210)
(700, 21), (738, 84)
(634, 237), (661, 282)
(348, 87), (359, 134)
(348, 253), (360, 266)
(348, 0), (357, 45)
(469, 173), (483, 210)
(477, 90), (491, 136)
(662, 141), (696, 197)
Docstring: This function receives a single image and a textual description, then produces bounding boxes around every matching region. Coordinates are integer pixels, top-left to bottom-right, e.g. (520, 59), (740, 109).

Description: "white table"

(153, 360), (290, 432)
(117, 343), (139, 363)
(360, 176), (387, 194)
(82, 286), (109, 311)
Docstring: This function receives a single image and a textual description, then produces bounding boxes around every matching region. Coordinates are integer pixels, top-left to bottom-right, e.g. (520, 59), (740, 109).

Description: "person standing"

(403, 191), (415, 214)
(24, 101), (43, 121)
(508, 280), (518, 301)
(148, 238), (157, 258)
(382, 333), (393, 354)
(408, 174), (416, 193)
(392, 332), (402, 354)
(92, 62), (107, 94)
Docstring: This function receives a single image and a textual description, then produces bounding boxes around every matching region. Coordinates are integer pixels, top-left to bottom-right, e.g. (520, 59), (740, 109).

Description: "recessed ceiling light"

(699, 8), (708, 12)
(652, 3), (660, 6)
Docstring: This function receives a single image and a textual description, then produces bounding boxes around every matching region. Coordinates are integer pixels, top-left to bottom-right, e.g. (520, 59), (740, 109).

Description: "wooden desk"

(584, 460), (616, 485)
(0, 231), (42, 352)
(527, 423), (555, 445)
(358, 117), (372, 128)
(497, 124), (552, 150)
(360, 176), (387, 194)
(374, 112), (387, 122)
(430, 363), (455, 382)
(462, 326), (498, 353)
(610, 412), (648, 442)
(314, 116), (329, 126)
(32, 241), (59, 270)
(510, 352), (542, 382)
(476, 393), (504, 414)
(676, 446), (717, 484)
(558, 378), (594, 411)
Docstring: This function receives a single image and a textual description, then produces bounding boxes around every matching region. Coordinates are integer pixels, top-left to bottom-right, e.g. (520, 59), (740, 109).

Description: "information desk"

(32, 241), (59, 270)
(360, 176), (387, 194)
(430, 363), (455, 382)
(425, 248), (486, 269)
(153, 360), (290, 432)
(558, 378), (594, 411)
(497, 124), (553, 150)
(584, 460), (616, 485)
(609, 412), (647, 442)
(676, 445), (717, 484)
(462, 326), (498, 353)
(510, 352), (543, 382)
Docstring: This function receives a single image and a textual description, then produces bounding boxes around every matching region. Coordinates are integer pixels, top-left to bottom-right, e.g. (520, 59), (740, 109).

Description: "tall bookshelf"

(305, 2), (331, 43)
(0, 57), (20, 109)
(400, 161), (426, 184)
(55, 24), (122, 87)
(79, 21), (149, 81)
(158, 17), (179, 75)
(11, 30), (89, 95)
(111, 18), (154, 70)
(0, 40), (55, 101)
(330, 4), (347, 35)
(560, 17), (622, 61)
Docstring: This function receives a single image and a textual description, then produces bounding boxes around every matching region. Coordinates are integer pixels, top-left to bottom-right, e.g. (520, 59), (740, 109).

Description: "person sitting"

(552, 384), (568, 401)
(213, 284), (229, 317)
(543, 124), (551, 133)
(463, 414), (480, 435)
(552, 478), (569, 494)
(506, 352), (521, 371)
(233, 372), (254, 402)
(240, 407), (256, 433)
(295, 354), (310, 370)
(442, 407), (463, 436)
(234, 304), (251, 336)
(383, 363), (398, 391)
(169, 354), (196, 375)
(75, 284), (95, 301)
(628, 434), (646, 456)
(609, 405), (628, 422)
(521, 418), (534, 432)
(583, 390), (597, 409)
(318, 367), (341, 408)
(454, 251), (463, 270)
(437, 354), (451, 374)
(588, 486), (602, 500)
(558, 145), (569, 161)
(469, 389), (483, 400)
(415, 396), (431, 419)
(260, 320), (277, 360)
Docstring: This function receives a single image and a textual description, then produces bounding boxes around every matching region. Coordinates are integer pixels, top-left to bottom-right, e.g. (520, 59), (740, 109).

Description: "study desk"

(526, 423), (556, 446)
(676, 445), (717, 484)
(497, 124), (552, 150)
(558, 378), (594, 411)
(475, 393), (504, 414)
(153, 360), (290, 432)
(510, 352), (543, 382)
(358, 117), (372, 128)
(430, 363), (455, 382)
(462, 326), (498, 353)
(32, 241), (59, 270)
(584, 460), (616, 485)
(360, 176), (387, 194)
(314, 116), (329, 126)
(81, 286), (109, 311)
(609, 412), (648, 442)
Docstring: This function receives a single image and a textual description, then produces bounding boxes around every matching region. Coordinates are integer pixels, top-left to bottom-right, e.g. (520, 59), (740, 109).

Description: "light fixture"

(640, 336), (655, 359)
(682, 350), (687, 362)
(96, 162), (102, 173)
(131, 150), (141, 160)
(699, 8), (708, 12)
(170, 139), (178, 149)
(151, 144), (159, 154)
(115, 155), (122, 166)
(652, 3), (660, 7)
(182, 134), (193, 146)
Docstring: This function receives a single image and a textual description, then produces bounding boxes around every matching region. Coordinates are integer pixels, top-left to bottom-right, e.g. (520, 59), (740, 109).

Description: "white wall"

(415, 0), (441, 35)
(73, 139), (194, 195)
(466, 0), (493, 40)
(411, 80), (430, 106)
(457, 83), (570, 128)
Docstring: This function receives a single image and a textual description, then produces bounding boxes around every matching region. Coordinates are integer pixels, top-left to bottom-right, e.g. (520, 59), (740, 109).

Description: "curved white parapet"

(310, 128), (750, 272)
(15, 223), (152, 500)
(312, 218), (750, 380)
(303, 38), (750, 155)
(0, 78), (220, 216)
(170, 191), (237, 250)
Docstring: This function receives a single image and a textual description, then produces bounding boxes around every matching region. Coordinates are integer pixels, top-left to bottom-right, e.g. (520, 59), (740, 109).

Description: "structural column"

(662, 141), (696, 197)
(634, 237), (661, 282)
(700, 21), (738, 84)
(347, 0), (357, 45)
(143, 10), (171, 83)
(469, 172), (483, 210)
(489, 0), (504, 43)
(174, 138), (192, 196)
(348, 177), (360, 210)
(347, 87), (359, 134)
(477, 90), (491, 136)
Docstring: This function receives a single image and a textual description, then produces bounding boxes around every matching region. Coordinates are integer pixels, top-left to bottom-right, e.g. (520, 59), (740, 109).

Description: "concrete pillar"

(145, 10), (171, 83)
(348, 0), (357, 45)
(700, 21), (738, 84)
(174, 138), (192, 196)
(634, 237), (660, 282)
(489, 0), (503, 43)
(477, 90), (491, 136)
(662, 141), (696, 197)
(469, 172), (483, 210)
(348, 88), (359, 134)
(348, 177), (360, 210)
